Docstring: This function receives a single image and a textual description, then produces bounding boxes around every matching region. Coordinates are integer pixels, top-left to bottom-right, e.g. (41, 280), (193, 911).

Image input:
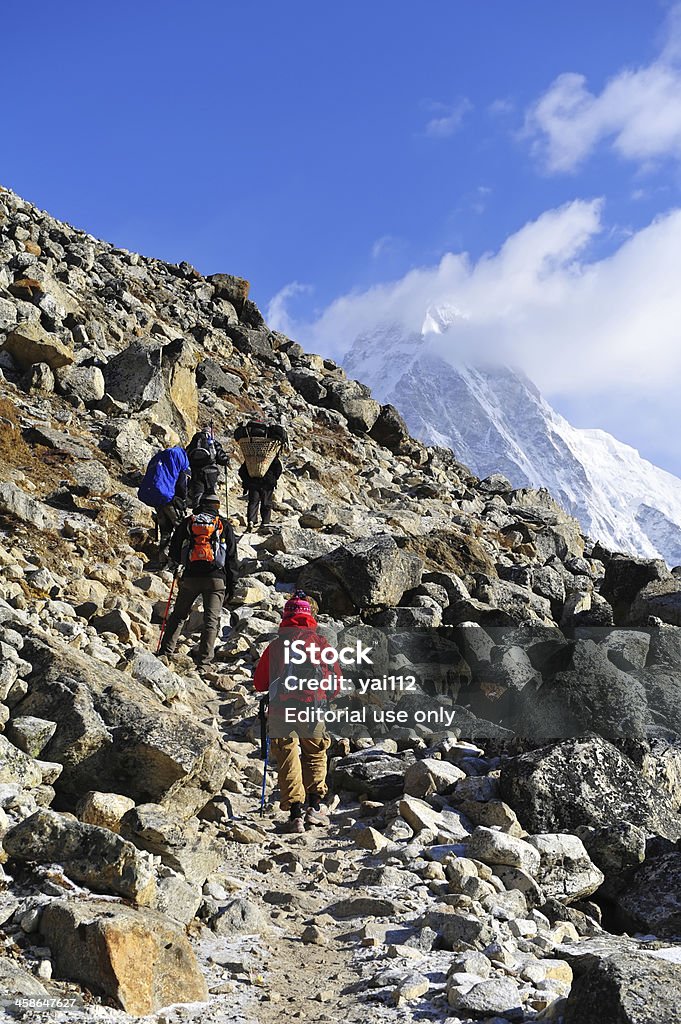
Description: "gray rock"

(616, 851), (681, 938)
(500, 736), (681, 841)
(299, 534), (423, 615)
(196, 358), (242, 396)
(448, 976), (523, 1019)
(13, 636), (230, 820)
(564, 951), (681, 1024)
(0, 957), (50, 1000)
(404, 757), (466, 798)
(600, 554), (670, 623)
(211, 896), (267, 935)
(465, 826), (541, 875)
(575, 822), (647, 897)
(104, 336), (199, 437)
(5, 715), (56, 757)
(527, 833), (604, 903)
(28, 361), (55, 393)
(0, 734), (44, 787)
(120, 803), (222, 884)
(4, 808), (156, 904)
(327, 895), (401, 919)
(369, 404), (412, 453)
(325, 379), (381, 433)
(57, 364), (105, 405)
(0, 482), (55, 529)
(630, 579), (681, 627)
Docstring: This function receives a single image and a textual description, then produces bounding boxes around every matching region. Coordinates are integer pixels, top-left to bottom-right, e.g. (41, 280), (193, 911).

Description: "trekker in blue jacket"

(138, 445), (190, 568)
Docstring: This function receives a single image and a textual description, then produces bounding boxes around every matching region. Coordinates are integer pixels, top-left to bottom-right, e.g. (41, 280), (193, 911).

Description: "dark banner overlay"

(264, 625), (681, 743)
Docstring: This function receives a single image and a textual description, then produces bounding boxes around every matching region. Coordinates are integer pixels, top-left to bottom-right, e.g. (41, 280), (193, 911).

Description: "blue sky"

(3, 1), (681, 472)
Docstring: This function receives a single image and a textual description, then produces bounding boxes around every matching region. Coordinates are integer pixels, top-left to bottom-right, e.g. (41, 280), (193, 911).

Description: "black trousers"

(155, 502), (181, 563)
(247, 485), (274, 525)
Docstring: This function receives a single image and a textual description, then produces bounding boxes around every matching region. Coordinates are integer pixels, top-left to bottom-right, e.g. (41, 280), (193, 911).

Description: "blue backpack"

(138, 446), (189, 509)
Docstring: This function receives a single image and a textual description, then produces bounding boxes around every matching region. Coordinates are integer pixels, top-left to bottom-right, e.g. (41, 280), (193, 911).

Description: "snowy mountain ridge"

(344, 320), (681, 565)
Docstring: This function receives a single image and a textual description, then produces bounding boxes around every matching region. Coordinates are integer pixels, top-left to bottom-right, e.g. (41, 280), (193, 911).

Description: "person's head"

(283, 590), (313, 619)
(202, 491), (221, 512)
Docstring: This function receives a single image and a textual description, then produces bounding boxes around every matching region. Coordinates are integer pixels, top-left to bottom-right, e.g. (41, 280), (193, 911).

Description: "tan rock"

(78, 791), (136, 833)
(41, 899), (208, 1015)
(4, 321), (74, 370)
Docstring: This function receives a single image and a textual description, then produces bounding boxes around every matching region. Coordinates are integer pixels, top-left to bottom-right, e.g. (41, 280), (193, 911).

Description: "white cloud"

(266, 281), (311, 335)
(525, 4), (681, 172)
(284, 200), (681, 408)
(371, 234), (403, 260)
(424, 97), (472, 138)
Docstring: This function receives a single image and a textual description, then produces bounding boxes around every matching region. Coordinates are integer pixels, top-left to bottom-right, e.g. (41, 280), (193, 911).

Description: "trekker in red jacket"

(254, 591), (341, 833)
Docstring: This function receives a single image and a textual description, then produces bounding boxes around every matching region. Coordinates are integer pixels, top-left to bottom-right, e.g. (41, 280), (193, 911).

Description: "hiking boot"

(282, 802), (305, 834)
(305, 797), (330, 828)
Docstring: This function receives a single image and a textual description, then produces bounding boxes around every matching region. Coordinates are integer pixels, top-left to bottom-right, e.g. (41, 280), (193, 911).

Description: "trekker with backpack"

(186, 427), (230, 511)
(137, 445), (190, 569)
(253, 591), (340, 833)
(158, 492), (238, 673)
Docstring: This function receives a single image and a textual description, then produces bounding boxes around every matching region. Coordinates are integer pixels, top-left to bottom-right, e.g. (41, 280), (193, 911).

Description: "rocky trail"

(0, 184), (680, 1024)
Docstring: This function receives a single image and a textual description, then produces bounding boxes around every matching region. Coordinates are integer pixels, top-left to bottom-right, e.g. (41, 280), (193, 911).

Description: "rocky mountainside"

(0, 185), (679, 1024)
(343, 319), (681, 565)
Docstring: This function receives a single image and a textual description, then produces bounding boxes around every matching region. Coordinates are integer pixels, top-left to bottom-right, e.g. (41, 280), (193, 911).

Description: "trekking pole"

(156, 571), (178, 654)
(258, 695), (270, 818)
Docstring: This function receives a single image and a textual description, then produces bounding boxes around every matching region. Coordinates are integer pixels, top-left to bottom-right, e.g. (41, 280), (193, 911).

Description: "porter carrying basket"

(238, 436), (282, 478)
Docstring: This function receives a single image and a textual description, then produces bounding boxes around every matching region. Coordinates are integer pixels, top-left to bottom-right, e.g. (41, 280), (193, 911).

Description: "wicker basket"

(238, 436), (282, 478)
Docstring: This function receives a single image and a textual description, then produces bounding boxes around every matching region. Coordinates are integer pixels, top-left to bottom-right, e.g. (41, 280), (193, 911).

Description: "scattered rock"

(41, 898), (207, 1015)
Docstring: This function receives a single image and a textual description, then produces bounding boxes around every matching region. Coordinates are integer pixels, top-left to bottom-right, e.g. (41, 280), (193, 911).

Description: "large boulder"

(526, 833), (604, 903)
(3, 808), (156, 904)
(564, 952), (681, 1024)
(324, 379), (381, 433)
(103, 337), (199, 436)
(369, 404), (412, 453)
(14, 636), (230, 820)
(56, 363), (105, 405)
(0, 482), (55, 530)
(600, 554), (670, 623)
(120, 803), (223, 884)
(207, 272), (249, 309)
(299, 534), (423, 615)
(331, 748), (411, 801)
(2, 320), (74, 370)
(500, 736), (681, 841)
(616, 851), (681, 938)
(630, 579), (681, 627)
(41, 899), (207, 1015)
(507, 639), (652, 741)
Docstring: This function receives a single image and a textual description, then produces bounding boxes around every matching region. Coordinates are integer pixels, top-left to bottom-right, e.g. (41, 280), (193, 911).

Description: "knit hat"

(283, 590), (312, 617)
(202, 492), (221, 506)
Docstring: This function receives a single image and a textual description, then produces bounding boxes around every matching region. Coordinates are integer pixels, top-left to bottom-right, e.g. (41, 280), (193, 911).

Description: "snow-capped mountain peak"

(345, 325), (681, 565)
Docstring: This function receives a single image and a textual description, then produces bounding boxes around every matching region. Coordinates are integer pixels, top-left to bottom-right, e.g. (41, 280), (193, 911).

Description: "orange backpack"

(182, 513), (227, 568)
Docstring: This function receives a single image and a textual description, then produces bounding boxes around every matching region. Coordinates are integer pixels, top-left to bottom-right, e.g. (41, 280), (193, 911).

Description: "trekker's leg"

(300, 735), (331, 801)
(301, 734), (331, 826)
(270, 736), (306, 809)
(260, 487), (274, 525)
(246, 488), (260, 528)
(196, 578), (226, 667)
(271, 735), (306, 833)
(156, 505), (175, 565)
(159, 578), (199, 655)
